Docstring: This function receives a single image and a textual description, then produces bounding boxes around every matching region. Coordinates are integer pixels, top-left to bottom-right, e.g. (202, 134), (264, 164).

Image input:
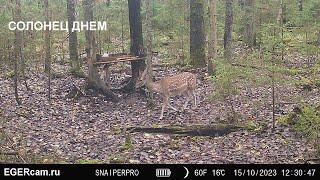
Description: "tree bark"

(238, 0), (245, 7)
(44, 0), (51, 74)
(190, 0), (206, 68)
(44, 0), (51, 102)
(145, 0), (154, 102)
(318, 30), (320, 46)
(12, 0), (21, 105)
(208, 0), (217, 75)
(67, 0), (81, 76)
(244, 0), (256, 47)
(298, 0), (303, 11)
(21, 32), (29, 91)
(123, 0), (146, 92)
(83, 0), (118, 102)
(277, 1), (284, 25)
(179, 0), (186, 64)
(224, 0), (233, 60)
(277, 1), (287, 25)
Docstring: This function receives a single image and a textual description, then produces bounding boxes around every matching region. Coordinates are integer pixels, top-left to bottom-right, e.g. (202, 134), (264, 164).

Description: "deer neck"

(145, 77), (162, 93)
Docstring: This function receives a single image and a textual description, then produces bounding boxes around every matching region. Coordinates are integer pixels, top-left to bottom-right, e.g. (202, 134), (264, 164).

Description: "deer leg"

(182, 91), (192, 110)
(160, 97), (169, 120)
(191, 90), (197, 108)
(168, 101), (178, 111)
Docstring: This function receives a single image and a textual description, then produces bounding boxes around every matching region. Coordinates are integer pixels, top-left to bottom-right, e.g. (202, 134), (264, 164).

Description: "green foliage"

(77, 159), (103, 164)
(168, 139), (180, 150)
(212, 60), (239, 99)
(269, 66), (299, 76)
(70, 68), (85, 78)
(315, 79), (320, 88)
(286, 0), (320, 26)
(295, 76), (320, 90)
(122, 135), (133, 151)
(293, 106), (320, 140)
(243, 120), (259, 131)
(108, 154), (126, 164)
(295, 76), (312, 86)
(0, 0), (318, 66)
(211, 60), (245, 122)
(277, 115), (290, 126)
(313, 63), (320, 74)
(6, 71), (15, 78)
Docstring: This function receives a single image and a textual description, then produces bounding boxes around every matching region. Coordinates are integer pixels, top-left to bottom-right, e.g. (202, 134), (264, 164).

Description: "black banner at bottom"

(1, 164), (319, 179)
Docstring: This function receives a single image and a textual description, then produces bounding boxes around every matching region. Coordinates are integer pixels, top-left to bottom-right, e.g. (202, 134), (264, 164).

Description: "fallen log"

(127, 124), (242, 137)
(0, 151), (19, 156)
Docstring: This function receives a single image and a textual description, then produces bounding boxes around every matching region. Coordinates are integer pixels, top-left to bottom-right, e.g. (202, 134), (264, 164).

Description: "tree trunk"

(21, 32), (29, 91)
(277, 1), (284, 25)
(277, 1), (287, 25)
(145, 0), (154, 104)
(224, 0), (233, 60)
(123, 0), (145, 92)
(44, 0), (50, 74)
(67, 0), (81, 76)
(12, 0), (21, 105)
(121, 0), (125, 53)
(190, 0), (206, 68)
(44, 0), (51, 102)
(318, 30), (320, 46)
(244, 0), (256, 47)
(83, 0), (118, 102)
(179, 0), (186, 64)
(208, 0), (217, 75)
(298, 0), (303, 11)
(238, 0), (245, 7)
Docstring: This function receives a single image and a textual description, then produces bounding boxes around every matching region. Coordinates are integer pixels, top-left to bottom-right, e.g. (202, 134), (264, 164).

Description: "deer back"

(159, 72), (196, 96)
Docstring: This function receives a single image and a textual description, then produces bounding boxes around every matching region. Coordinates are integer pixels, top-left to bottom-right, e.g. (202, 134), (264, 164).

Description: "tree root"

(86, 83), (119, 102)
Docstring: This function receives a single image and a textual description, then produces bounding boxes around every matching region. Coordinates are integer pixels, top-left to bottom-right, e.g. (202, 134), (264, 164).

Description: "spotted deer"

(137, 69), (197, 119)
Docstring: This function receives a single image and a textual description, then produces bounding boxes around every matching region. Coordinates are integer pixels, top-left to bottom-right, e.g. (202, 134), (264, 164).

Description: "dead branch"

(0, 151), (19, 156)
(231, 63), (263, 70)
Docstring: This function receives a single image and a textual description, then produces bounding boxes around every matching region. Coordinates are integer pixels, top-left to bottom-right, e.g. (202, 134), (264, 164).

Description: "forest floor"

(0, 48), (319, 164)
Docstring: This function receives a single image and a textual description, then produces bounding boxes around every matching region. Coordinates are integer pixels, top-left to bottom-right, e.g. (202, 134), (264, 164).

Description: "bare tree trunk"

(277, 1), (287, 25)
(277, 1), (284, 25)
(67, 0), (82, 76)
(121, 0), (125, 53)
(271, 0), (285, 130)
(83, 0), (118, 101)
(244, 0), (256, 47)
(44, 0), (51, 102)
(238, 0), (245, 7)
(224, 0), (233, 60)
(145, 0), (154, 104)
(179, 0), (186, 64)
(272, 62), (275, 130)
(317, 30), (320, 47)
(123, 0), (145, 92)
(190, 0), (206, 68)
(208, 0), (217, 75)
(12, 0), (21, 105)
(298, 0), (303, 11)
(21, 32), (30, 91)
